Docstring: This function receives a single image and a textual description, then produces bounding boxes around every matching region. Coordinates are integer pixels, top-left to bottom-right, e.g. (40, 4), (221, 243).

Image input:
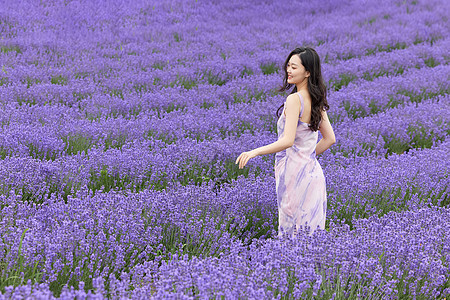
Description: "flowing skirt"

(274, 155), (327, 237)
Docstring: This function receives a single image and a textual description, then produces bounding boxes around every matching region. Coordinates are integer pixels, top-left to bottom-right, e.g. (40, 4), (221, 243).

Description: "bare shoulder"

(286, 93), (299, 102)
(297, 90), (311, 104)
(285, 93), (301, 110)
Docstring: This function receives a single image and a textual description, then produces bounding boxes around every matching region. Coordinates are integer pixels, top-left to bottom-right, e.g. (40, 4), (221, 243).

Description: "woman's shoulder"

(285, 93), (303, 108)
(291, 90), (311, 110)
(297, 90), (311, 102)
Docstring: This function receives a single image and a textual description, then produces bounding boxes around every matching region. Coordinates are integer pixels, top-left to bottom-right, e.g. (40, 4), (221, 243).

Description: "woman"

(235, 47), (335, 237)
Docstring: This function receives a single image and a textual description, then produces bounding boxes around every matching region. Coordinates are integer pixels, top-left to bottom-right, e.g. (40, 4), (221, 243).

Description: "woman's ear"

(306, 71), (310, 78)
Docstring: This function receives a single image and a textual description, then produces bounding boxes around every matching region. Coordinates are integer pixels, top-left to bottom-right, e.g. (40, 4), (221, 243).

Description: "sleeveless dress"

(274, 92), (327, 237)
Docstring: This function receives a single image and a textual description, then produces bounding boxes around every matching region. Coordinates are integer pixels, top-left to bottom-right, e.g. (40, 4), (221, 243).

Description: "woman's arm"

(236, 95), (300, 169)
(255, 94), (300, 156)
(315, 110), (336, 155)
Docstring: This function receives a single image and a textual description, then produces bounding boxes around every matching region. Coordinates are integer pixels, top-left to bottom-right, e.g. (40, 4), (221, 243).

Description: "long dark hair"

(277, 47), (329, 132)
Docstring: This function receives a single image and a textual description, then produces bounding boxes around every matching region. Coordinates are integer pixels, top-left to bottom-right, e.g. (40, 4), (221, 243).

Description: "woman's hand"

(235, 150), (258, 169)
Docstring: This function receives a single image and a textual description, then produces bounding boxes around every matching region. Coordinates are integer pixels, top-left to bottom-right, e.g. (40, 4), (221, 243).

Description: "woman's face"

(286, 54), (309, 84)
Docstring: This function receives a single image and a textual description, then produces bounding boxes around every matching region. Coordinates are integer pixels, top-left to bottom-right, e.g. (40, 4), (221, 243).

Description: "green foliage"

(345, 86), (450, 120)
(140, 200), (275, 266)
(232, 88), (267, 105)
(240, 66), (253, 77)
(153, 77), (161, 85)
(152, 62), (165, 70)
(397, 87), (450, 104)
(407, 126), (439, 149)
(231, 205), (277, 245)
(268, 264), (388, 299)
(22, 76), (41, 88)
(413, 35), (424, 45)
(368, 99), (382, 114)
(0, 77), (10, 86)
(72, 91), (92, 101)
(383, 124), (448, 156)
(104, 134), (127, 150)
(129, 104), (142, 117)
(200, 101), (214, 109)
(383, 136), (410, 156)
(176, 158), (263, 190)
(363, 70), (386, 81)
(27, 143), (58, 161)
(183, 131), (214, 142)
(424, 57), (438, 67)
(362, 65), (405, 82)
(63, 135), (93, 155)
(0, 45), (22, 54)
(386, 95), (403, 109)
(142, 210), (229, 263)
(170, 75), (198, 90)
(107, 88), (124, 99)
(339, 52), (357, 60)
(259, 114), (277, 133)
(260, 62), (278, 75)
(132, 83), (149, 94)
(46, 237), (147, 297)
(365, 42), (407, 56)
(102, 53), (120, 60)
(173, 32), (181, 42)
(51, 75), (67, 85)
(331, 140), (376, 158)
(330, 74), (357, 91)
(88, 166), (131, 193)
(329, 175), (448, 233)
(166, 102), (186, 113)
(88, 165), (170, 194)
(236, 121), (255, 136)
(74, 71), (90, 79)
(146, 129), (178, 144)
(85, 111), (103, 121)
(0, 146), (8, 159)
(232, 93), (247, 104)
(0, 228), (42, 293)
(205, 71), (228, 86)
(343, 101), (367, 120)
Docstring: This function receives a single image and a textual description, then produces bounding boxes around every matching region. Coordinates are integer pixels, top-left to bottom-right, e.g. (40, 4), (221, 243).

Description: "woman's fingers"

(237, 153), (243, 168)
(235, 153), (242, 164)
(236, 152), (252, 169)
(242, 156), (248, 168)
(240, 154), (248, 169)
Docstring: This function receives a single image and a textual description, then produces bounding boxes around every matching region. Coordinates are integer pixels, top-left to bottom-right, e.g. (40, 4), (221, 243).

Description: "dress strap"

(297, 92), (304, 118)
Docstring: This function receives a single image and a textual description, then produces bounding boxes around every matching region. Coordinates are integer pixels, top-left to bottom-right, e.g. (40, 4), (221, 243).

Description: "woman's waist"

(275, 148), (317, 162)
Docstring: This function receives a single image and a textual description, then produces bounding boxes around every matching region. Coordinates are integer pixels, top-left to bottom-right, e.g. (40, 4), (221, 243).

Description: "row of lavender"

(0, 60), (449, 155)
(1, 26), (449, 158)
(0, 0), (449, 298)
(1, 38), (448, 119)
(1, 0), (447, 91)
(0, 63), (448, 196)
(1, 168), (449, 298)
(0, 93), (448, 209)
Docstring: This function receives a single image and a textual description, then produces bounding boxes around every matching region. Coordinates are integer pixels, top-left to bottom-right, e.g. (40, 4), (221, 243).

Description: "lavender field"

(0, 0), (449, 298)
